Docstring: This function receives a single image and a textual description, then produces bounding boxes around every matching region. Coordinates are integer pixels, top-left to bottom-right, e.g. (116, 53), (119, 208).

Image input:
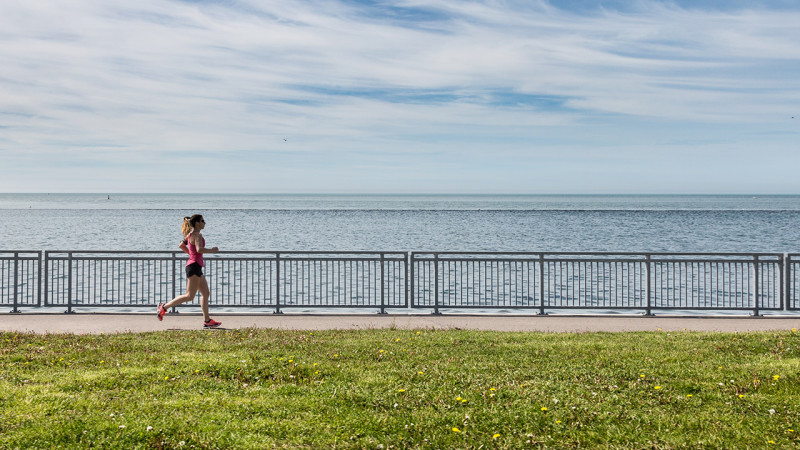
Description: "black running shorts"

(185, 262), (204, 278)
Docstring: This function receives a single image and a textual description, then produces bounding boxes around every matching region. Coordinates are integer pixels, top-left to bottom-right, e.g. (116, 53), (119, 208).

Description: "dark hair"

(181, 214), (204, 236)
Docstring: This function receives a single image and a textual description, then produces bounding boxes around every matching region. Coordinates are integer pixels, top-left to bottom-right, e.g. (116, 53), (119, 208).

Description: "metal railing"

(0, 251), (41, 313)
(1, 250), (799, 315)
(41, 251), (407, 314)
(410, 252), (790, 315)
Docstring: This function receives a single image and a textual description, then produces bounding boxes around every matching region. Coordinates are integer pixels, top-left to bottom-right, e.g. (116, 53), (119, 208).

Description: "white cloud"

(0, 0), (799, 192)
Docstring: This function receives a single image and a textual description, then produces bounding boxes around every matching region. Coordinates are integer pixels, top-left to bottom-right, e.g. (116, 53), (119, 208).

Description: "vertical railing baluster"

(12, 252), (19, 313)
(783, 253), (789, 311)
(753, 255), (760, 316)
(66, 252), (73, 314)
(433, 253), (440, 315)
(538, 254), (545, 315)
(410, 253), (415, 309)
(37, 251), (42, 307)
(405, 253), (410, 309)
(43, 251), (49, 307)
(645, 254), (652, 316)
(274, 253), (282, 314)
(379, 253), (386, 314)
(170, 252), (176, 312)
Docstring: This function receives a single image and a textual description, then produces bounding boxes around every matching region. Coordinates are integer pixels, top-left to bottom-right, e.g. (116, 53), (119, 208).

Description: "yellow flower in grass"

(687, 394), (693, 398)
(493, 433), (501, 439)
(541, 407), (548, 411)
(739, 394), (745, 399)
(398, 389), (405, 393)
(773, 375), (780, 381)
(654, 386), (662, 390)
(452, 427), (461, 433)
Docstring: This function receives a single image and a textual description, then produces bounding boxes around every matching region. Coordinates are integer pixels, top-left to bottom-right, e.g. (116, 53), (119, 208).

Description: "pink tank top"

(186, 235), (205, 267)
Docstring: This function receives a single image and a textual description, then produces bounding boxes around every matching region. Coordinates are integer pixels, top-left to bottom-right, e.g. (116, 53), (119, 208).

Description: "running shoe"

(157, 303), (167, 321)
(203, 318), (222, 328)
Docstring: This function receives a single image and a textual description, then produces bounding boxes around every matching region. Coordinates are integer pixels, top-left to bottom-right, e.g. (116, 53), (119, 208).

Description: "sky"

(1, 0), (799, 194)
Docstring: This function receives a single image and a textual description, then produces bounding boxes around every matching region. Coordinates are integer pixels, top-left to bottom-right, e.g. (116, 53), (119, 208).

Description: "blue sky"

(1, 0), (798, 194)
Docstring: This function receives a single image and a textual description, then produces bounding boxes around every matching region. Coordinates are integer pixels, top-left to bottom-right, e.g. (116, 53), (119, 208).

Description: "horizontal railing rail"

(1, 250), (799, 315)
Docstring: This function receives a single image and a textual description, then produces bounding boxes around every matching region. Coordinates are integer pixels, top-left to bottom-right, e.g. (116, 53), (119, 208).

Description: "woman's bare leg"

(199, 276), (211, 321)
(164, 276), (202, 310)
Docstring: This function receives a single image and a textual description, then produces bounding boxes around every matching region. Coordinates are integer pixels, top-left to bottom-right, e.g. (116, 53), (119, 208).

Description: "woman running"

(157, 214), (221, 328)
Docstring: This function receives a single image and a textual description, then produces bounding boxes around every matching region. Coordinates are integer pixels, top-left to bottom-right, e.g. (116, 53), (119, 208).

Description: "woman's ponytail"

(181, 216), (192, 236)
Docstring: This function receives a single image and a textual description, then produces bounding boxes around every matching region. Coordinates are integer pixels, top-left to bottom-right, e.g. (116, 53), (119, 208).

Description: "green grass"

(1, 328), (799, 449)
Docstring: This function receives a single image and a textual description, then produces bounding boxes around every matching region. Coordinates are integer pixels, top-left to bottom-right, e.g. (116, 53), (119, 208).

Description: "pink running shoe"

(203, 318), (222, 328)
(157, 303), (167, 321)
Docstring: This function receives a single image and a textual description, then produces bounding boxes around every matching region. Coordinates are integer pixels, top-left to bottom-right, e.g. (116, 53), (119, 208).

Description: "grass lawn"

(1, 327), (799, 448)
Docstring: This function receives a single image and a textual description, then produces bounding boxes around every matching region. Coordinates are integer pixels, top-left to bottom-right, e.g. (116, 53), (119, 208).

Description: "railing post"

(37, 251), (43, 308)
(409, 253), (415, 310)
(645, 254), (653, 316)
(66, 252), (74, 314)
(779, 254), (786, 312)
(379, 253), (387, 314)
(538, 254), (546, 315)
(43, 251), (49, 307)
(405, 252), (410, 309)
(11, 252), (20, 313)
(433, 253), (441, 315)
(274, 253), (282, 314)
(783, 253), (790, 312)
(753, 255), (760, 317)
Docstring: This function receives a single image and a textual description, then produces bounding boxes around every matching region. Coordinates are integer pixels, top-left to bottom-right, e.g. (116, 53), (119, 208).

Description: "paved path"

(1, 313), (798, 334)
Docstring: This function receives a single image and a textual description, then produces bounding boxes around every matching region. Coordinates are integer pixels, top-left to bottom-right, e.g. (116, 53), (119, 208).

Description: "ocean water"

(2, 193), (800, 253)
